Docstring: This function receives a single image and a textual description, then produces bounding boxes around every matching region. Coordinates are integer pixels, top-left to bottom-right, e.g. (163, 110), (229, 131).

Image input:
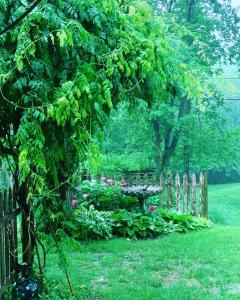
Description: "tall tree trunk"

(167, 0), (176, 12)
(187, 0), (197, 22)
(183, 99), (191, 177)
(153, 120), (161, 174)
(183, 144), (190, 177)
(160, 97), (187, 171)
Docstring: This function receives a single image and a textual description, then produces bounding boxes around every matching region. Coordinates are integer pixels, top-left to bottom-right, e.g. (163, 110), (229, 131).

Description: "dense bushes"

(63, 203), (212, 241)
(64, 205), (113, 240)
(75, 179), (138, 211)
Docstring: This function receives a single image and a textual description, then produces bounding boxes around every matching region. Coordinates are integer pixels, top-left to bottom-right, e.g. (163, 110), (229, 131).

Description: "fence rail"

(0, 187), (20, 297)
(79, 170), (208, 218)
(121, 170), (208, 217)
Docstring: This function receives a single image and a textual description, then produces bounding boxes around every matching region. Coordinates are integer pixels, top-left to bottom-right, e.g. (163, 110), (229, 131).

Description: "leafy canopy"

(0, 0), (203, 195)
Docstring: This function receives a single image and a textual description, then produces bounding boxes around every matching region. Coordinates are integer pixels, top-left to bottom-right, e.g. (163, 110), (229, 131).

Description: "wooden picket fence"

(0, 188), (20, 298)
(121, 170), (208, 217)
(79, 169), (208, 218)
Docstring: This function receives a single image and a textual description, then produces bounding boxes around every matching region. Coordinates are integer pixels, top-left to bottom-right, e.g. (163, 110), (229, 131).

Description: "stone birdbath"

(121, 185), (163, 210)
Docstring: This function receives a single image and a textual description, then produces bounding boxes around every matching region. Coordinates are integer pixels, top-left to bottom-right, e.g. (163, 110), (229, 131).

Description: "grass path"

(46, 183), (240, 300)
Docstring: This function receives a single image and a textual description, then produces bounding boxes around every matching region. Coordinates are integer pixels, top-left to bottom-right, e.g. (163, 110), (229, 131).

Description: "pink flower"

(148, 206), (157, 211)
(122, 181), (127, 187)
(83, 194), (89, 200)
(101, 176), (107, 181)
(71, 199), (78, 207)
(106, 179), (114, 186)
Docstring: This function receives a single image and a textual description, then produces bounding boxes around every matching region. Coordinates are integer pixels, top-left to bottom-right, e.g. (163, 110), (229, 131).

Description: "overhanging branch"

(0, 141), (17, 157)
(0, 0), (43, 36)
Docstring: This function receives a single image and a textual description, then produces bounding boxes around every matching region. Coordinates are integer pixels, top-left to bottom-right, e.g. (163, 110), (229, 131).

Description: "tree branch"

(0, 141), (17, 157)
(0, 0), (43, 36)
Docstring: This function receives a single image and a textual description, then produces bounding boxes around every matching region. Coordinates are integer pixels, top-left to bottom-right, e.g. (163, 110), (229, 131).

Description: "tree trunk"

(160, 97), (187, 171)
(152, 120), (161, 174)
(187, 0), (197, 22)
(183, 99), (191, 178)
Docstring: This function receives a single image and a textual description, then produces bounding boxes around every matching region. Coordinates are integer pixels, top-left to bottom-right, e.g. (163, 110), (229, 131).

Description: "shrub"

(97, 187), (138, 210)
(78, 180), (138, 211)
(159, 210), (212, 232)
(63, 204), (212, 241)
(63, 204), (113, 240)
(111, 210), (165, 239)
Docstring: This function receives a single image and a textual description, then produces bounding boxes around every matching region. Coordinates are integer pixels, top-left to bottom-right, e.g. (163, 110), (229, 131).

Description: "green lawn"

(209, 183), (240, 226)
(45, 183), (240, 300)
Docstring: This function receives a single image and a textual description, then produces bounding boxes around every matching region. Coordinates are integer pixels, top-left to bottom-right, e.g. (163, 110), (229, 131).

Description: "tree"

(146, 0), (240, 174)
(0, 0), (202, 264)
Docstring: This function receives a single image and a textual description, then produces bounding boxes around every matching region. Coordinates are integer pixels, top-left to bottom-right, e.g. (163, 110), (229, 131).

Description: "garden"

(54, 176), (211, 241)
(0, 0), (240, 299)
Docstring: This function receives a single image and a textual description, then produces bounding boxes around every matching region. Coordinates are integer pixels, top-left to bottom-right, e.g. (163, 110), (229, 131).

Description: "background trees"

(94, 1), (240, 178)
(94, 0), (240, 179)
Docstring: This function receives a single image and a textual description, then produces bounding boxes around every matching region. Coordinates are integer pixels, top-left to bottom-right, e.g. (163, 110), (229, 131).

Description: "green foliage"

(112, 209), (212, 239)
(111, 210), (165, 239)
(64, 204), (113, 240)
(98, 187), (138, 211)
(62, 203), (212, 240)
(150, 0), (240, 66)
(79, 180), (139, 211)
(97, 94), (240, 176)
(0, 0), (205, 201)
(160, 210), (212, 232)
(94, 0), (240, 177)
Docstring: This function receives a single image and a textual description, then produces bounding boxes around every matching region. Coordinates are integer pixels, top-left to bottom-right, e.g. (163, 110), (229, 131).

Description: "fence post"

(8, 188), (13, 273)
(191, 173), (197, 216)
(12, 187), (18, 269)
(160, 173), (164, 208)
(152, 174), (157, 186)
(200, 170), (208, 218)
(167, 173), (172, 209)
(4, 190), (9, 282)
(0, 186), (20, 298)
(0, 191), (4, 288)
(175, 173), (181, 211)
(144, 173), (148, 185)
(128, 173), (132, 186)
(136, 173), (141, 185)
(183, 174), (188, 213)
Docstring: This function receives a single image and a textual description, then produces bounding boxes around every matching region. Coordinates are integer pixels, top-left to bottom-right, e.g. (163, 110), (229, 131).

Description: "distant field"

(44, 183), (240, 300)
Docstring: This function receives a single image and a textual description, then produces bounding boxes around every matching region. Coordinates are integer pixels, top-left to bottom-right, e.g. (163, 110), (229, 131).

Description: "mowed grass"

(46, 183), (240, 300)
(209, 183), (240, 226)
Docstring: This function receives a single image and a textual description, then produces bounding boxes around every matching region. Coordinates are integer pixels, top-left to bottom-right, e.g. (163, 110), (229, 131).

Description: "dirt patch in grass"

(91, 275), (108, 286)
(123, 252), (143, 262)
(227, 283), (240, 294)
(192, 262), (212, 270)
(208, 287), (221, 296)
(162, 271), (181, 288)
(161, 272), (202, 289)
(186, 278), (201, 288)
(208, 276), (217, 283)
(117, 252), (143, 272)
(156, 264), (202, 289)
